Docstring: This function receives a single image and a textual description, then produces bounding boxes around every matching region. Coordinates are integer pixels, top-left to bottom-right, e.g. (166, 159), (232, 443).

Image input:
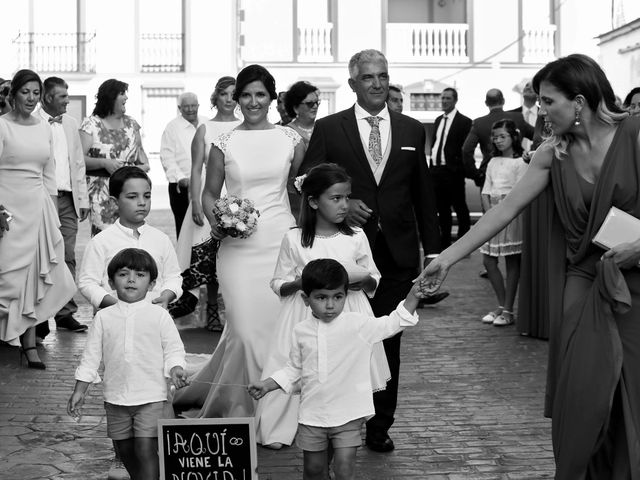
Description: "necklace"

(293, 120), (314, 135)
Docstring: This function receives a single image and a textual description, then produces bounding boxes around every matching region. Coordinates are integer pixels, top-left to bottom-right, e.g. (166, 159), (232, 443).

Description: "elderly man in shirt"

(36, 76), (90, 339)
(160, 92), (206, 236)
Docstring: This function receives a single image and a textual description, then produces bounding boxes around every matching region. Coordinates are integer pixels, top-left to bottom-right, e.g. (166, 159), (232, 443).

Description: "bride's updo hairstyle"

(299, 163), (354, 248)
(233, 64), (277, 102)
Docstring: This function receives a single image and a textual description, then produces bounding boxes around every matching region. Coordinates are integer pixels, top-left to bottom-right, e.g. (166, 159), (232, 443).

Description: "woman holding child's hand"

(418, 54), (640, 478)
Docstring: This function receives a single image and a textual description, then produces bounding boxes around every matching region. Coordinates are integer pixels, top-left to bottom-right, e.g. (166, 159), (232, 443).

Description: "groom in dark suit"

(301, 49), (440, 453)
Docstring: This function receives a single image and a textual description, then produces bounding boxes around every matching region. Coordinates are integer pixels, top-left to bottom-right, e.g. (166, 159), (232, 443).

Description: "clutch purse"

(592, 206), (640, 250)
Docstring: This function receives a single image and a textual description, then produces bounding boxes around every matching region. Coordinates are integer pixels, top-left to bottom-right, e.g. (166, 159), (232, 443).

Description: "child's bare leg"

(483, 254), (505, 307)
(332, 446), (357, 480)
(303, 449), (329, 480)
(114, 438), (137, 478)
(504, 254), (521, 314)
(135, 437), (159, 480)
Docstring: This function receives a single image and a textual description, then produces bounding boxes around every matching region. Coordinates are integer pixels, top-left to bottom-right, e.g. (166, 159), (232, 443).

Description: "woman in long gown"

(0, 69), (76, 367)
(171, 76), (241, 330)
(422, 54), (640, 478)
(173, 64), (305, 417)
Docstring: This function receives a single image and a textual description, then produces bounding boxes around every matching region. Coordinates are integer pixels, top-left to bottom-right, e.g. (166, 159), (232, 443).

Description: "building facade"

(0, 0), (614, 187)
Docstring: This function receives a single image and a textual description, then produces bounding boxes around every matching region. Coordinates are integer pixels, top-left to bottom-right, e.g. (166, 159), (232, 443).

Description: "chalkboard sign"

(158, 417), (258, 480)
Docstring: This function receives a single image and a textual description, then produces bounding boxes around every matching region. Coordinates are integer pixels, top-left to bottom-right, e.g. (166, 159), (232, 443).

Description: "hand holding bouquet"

(212, 196), (260, 239)
(0, 205), (12, 239)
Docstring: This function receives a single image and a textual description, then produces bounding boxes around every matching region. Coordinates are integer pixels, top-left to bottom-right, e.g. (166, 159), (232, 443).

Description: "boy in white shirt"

(248, 259), (422, 480)
(68, 248), (188, 480)
(78, 166), (182, 310)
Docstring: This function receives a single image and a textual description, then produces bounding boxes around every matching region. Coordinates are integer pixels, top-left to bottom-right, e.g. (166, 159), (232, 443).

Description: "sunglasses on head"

(300, 100), (320, 108)
(0, 87), (9, 97)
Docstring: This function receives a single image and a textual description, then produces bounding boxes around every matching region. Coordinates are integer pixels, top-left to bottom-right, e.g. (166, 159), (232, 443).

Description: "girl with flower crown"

(254, 162), (390, 449)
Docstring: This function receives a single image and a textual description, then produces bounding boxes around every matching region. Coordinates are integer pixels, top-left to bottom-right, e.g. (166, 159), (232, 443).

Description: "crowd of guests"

(1, 50), (640, 479)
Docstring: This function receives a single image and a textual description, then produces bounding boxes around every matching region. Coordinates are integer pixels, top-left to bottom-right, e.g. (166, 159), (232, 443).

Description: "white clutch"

(592, 206), (640, 250)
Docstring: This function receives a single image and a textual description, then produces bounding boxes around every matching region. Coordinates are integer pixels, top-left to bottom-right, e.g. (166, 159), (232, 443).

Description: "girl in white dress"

(255, 163), (390, 448)
(479, 119), (528, 327)
(171, 77), (241, 330)
(172, 64), (305, 419)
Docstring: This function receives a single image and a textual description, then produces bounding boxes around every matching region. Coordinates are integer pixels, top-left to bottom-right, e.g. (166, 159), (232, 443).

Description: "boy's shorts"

(295, 418), (364, 452)
(105, 401), (173, 440)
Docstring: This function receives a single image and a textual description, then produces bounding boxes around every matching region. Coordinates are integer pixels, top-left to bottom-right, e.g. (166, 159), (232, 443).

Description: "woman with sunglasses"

(284, 81), (320, 220)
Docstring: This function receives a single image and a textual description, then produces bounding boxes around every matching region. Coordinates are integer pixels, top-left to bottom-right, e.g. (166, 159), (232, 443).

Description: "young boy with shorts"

(248, 258), (423, 480)
(68, 248), (188, 480)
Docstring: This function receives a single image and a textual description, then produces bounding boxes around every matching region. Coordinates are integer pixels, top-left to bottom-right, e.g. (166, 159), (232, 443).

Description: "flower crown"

(294, 174), (307, 194)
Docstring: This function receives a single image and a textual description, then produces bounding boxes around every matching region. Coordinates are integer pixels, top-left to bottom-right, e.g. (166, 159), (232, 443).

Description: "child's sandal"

(493, 310), (514, 327)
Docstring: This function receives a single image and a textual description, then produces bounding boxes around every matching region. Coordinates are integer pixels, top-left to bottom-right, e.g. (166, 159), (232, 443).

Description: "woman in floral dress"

(80, 79), (149, 235)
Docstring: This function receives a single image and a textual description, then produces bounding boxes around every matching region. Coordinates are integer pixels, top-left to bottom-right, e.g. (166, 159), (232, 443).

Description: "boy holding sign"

(248, 259), (422, 480)
(68, 248), (188, 480)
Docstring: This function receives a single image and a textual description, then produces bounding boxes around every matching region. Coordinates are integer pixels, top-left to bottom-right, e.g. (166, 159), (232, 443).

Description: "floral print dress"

(80, 115), (141, 235)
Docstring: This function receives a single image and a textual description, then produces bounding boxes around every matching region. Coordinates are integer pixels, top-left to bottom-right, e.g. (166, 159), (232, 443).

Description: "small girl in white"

(255, 163), (389, 449)
(480, 119), (528, 327)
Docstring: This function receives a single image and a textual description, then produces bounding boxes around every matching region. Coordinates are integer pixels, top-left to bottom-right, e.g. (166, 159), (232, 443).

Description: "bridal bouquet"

(0, 205), (12, 239)
(212, 196), (260, 239)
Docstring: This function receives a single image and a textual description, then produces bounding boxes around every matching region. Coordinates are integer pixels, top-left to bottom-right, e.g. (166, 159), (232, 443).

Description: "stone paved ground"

(0, 209), (556, 479)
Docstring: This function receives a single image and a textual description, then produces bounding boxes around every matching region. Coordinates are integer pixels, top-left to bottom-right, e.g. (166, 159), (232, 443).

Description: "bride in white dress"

(173, 65), (305, 418)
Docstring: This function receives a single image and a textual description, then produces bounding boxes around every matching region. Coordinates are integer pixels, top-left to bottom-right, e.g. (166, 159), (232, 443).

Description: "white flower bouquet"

(212, 196), (260, 239)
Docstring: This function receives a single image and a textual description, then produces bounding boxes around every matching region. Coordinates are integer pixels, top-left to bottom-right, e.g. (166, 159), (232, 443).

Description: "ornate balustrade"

(522, 25), (557, 63)
(140, 33), (184, 73)
(297, 23), (334, 62)
(386, 23), (469, 63)
(13, 32), (96, 73)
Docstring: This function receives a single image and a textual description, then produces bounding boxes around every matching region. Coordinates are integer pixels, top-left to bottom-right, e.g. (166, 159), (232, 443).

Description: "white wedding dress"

(173, 126), (300, 418)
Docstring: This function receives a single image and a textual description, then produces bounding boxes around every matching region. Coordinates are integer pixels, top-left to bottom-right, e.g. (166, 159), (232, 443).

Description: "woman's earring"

(574, 107), (581, 126)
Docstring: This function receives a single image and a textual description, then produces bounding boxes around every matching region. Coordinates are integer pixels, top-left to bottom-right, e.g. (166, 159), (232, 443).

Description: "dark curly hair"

(233, 65), (277, 102)
(93, 79), (129, 118)
(284, 81), (319, 118)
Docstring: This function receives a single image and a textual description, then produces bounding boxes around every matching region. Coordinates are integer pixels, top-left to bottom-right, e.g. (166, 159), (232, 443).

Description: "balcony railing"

(297, 23), (334, 62)
(386, 23), (469, 63)
(13, 32), (96, 73)
(522, 25), (556, 63)
(140, 33), (184, 73)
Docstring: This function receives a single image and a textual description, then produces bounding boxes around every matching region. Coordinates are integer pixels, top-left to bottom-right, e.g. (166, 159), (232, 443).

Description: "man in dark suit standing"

(462, 88), (534, 187)
(301, 49), (440, 453)
(430, 88), (473, 248)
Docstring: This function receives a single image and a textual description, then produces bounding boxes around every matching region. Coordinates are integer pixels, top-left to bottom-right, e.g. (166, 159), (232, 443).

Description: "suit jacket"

(300, 106), (440, 268)
(60, 114), (89, 216)
(430, 111), (472, 176)
(462, 108), (535, 185)
(508, 106), (546, 151)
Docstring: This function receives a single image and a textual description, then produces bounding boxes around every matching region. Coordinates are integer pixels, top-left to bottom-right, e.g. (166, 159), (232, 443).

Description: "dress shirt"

(521, 105), (538, 152)
(159, 115), (206, 183)
(270, 301), (418, 428)
(78, 220), (182, 308)
(430, 109), (458, 166)
(39, 109), (71, 191)
(354, 103), (390, 164)
(75, 300), (186, 405)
